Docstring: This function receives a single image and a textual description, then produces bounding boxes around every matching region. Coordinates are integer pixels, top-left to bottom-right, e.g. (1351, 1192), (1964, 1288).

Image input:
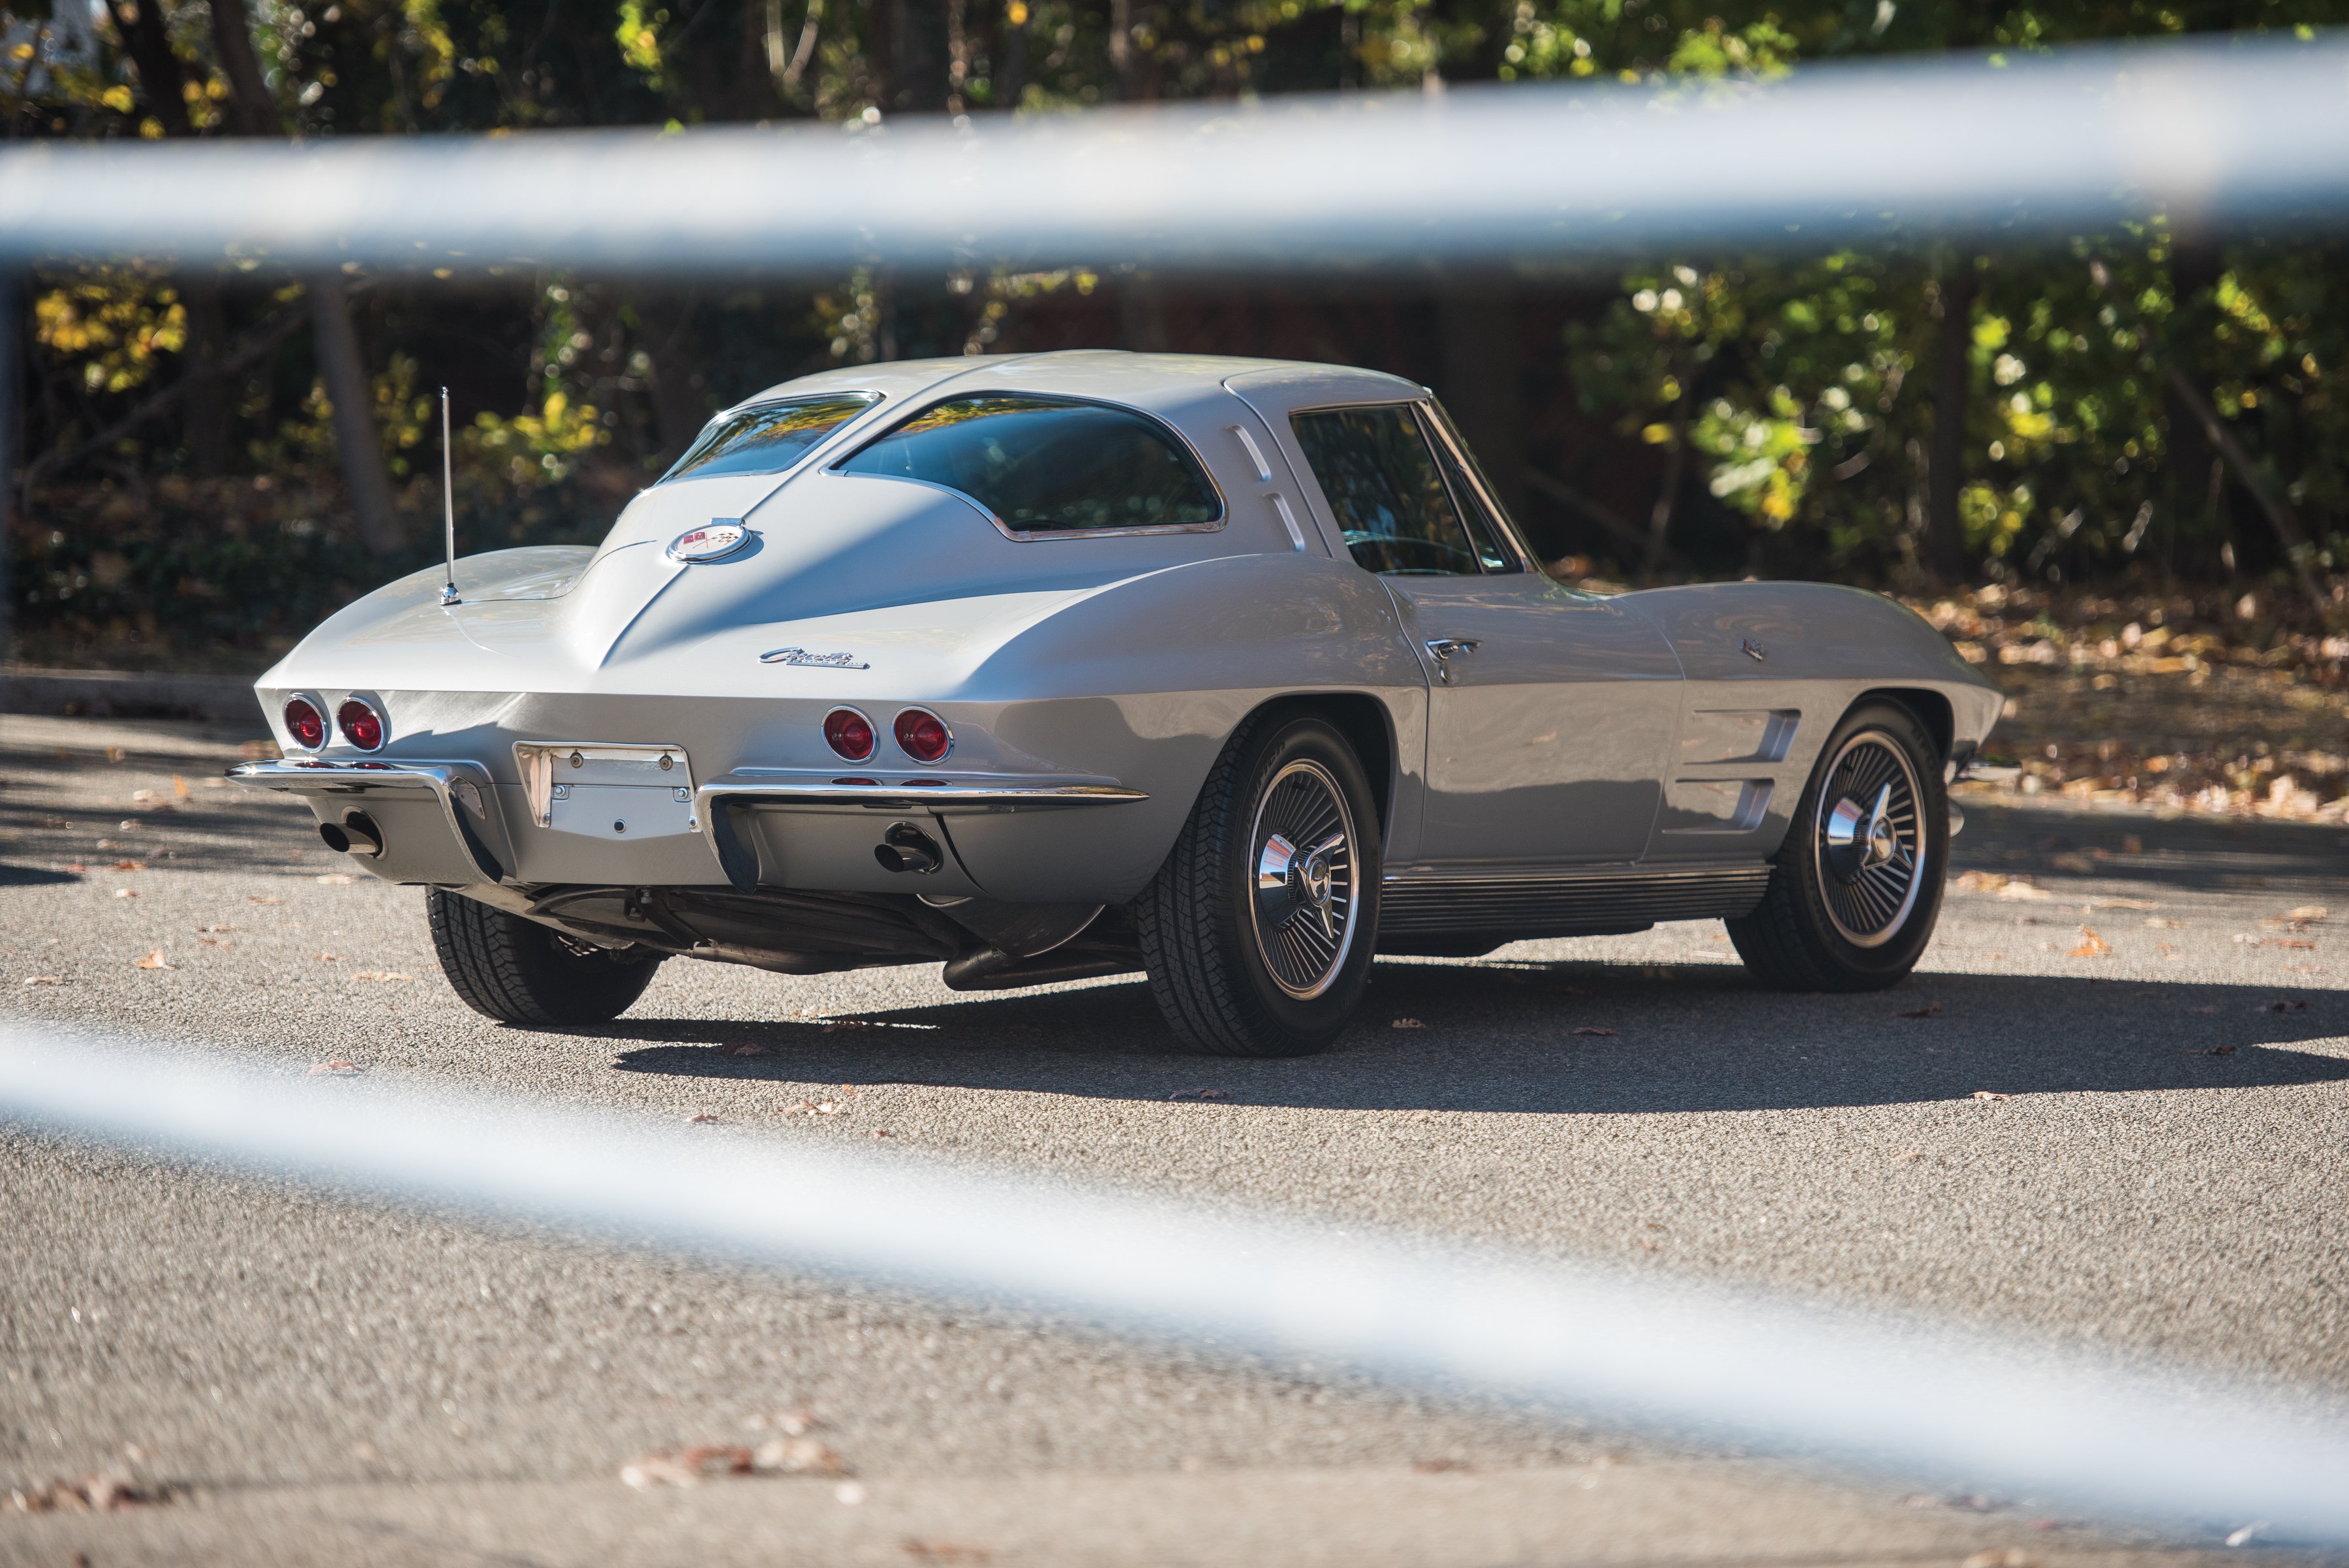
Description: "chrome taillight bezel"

(821, 705), (878, 763)
(281, 693), (329, 752)
(892, 706), (953, 764)
(335, 696), (388, 752)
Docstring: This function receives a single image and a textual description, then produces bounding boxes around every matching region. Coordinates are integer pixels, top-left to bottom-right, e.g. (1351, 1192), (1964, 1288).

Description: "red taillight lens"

(893, 708), (951, 764)
(283, 696), (326, 751)
(336, 698), (386, 752)
(823, 707), (876, 762)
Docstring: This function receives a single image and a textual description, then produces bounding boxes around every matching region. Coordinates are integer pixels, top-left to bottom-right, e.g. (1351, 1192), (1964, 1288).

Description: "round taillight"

(336, 698), (386, 752)
(822, 707), (876, 763)
(893, 707), (952, 764)
(283, 696), (327, 751)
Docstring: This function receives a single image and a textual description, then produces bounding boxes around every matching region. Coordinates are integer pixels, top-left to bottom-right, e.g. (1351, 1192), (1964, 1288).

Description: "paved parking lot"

(4, 711), (2345, 1566)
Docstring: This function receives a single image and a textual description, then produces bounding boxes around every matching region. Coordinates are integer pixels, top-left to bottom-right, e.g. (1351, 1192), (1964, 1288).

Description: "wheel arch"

(1233, 692), (1397, 848)
(1854, 686), (1954, 765)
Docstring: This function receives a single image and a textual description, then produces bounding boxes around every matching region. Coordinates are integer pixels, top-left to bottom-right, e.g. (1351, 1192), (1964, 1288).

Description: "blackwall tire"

(1135, 714), (1381, 1057)
(427, 887), (665, 1026)
(1727, 701), (1948, 993)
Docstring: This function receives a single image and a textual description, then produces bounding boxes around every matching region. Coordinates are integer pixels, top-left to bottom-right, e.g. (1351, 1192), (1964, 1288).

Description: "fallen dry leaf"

(316, 873), (357, 885)
(2047, 851), (2095, 872)
(62, 863), (87, 874)
(1892, 1150), (1926, 1161)
(742, 1409), (820, 1435)
(1963, 1550), (2036, 1568)
(21, 976), (62, 987)
(316, 953), (342, 962)
(1571, 1026), (1617, 1036)
(1168, 1086), (1230, 1101)
(2275, 939), (2319, 950)
(354, 971), (414, 981)
(1390, 1017), (1425, 1029)
(110, 859), (147, 872)
(2271, 905), (2329, 926)
(2259, 999), (2311, 1013)
(2068, 928), (2112, 959)
(688, 1113), (722, 1124)
(901, 1540), (993, 1565)
(2180, 1045), (2239, 1056)
(1972, 1090), (2012, 1101)
(620, 1437), (846, 1490)
(1895, 1002), (1942, 1019)
(2146, 917), (2187, 929)
(718, 1043), (772, 1058)
(2086, 897), (2158, 912)
(307, 1060), (364, 1076)
(132, 950), (175, 970)
(112, 888), (137, 899)
(173, 775), (192, 801)
(247, 896), (283, 905)
(7, 1474), (181, 1513)
(1411, 1458), (1472, 1473)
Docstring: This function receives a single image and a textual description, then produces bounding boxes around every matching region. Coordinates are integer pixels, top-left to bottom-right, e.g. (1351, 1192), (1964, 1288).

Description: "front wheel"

(427, 887), (666, 1026)
(1727, 701), (1948, 992)
(1135, 714), (1381, 1056)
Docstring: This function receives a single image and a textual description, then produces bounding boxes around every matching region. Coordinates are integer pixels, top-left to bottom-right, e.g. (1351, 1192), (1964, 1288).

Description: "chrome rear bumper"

(229, 759), (509, 884)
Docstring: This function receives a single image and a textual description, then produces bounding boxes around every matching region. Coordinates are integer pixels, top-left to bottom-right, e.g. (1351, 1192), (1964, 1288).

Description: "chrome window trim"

(1413, 398), (1538, 574)
(829, 391), (1230, 542)
(656, 390), (889, 487)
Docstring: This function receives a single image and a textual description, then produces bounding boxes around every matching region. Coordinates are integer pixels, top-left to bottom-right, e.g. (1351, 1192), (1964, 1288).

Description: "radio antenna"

(438, 386), (461, 607)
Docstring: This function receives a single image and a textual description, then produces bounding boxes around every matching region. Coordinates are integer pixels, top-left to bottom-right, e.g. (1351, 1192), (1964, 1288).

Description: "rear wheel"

(1727, 701), (1947, 992)
(427, 887), (665, 1026)
(1136, 715), (1381, 1056)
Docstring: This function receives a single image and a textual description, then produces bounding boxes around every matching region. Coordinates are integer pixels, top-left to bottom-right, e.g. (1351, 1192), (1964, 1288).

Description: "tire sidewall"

(1784, 702), (1948, 983)
(1216, 716), (1383, 1049)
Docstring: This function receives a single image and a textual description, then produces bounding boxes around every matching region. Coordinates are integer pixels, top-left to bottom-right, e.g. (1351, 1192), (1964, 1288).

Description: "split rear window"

(838, 395), (1221, 534)
(664, 393), (880, 482)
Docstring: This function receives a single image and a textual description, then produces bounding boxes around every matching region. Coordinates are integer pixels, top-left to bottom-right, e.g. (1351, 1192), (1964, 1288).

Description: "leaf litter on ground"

(619, 1435), (846, 1489)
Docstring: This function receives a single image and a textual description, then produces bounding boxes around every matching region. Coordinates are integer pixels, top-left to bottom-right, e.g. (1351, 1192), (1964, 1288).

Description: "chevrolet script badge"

(761, 647), (870, 669)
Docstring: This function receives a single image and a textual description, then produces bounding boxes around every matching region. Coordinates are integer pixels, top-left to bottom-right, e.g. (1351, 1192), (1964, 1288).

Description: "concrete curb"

(1, 666), (265, 727)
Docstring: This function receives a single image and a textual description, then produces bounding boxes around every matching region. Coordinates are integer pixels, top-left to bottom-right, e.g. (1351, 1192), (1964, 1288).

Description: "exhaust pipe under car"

(318, 810), (385, 858)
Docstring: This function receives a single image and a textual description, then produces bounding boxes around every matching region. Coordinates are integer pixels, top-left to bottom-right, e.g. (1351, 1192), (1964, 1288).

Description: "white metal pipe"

(1, 1019), (2344, 1541)
(0, 35), (2344, 274)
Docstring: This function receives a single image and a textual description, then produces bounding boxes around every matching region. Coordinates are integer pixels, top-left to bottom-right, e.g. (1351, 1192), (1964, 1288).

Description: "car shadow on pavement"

(605, 960), (2349, 1115)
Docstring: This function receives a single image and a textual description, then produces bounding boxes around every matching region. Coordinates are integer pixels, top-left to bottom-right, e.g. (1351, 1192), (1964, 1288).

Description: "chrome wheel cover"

(1249, 760), (1359, 1000)
(1812, 730), (1926, 949)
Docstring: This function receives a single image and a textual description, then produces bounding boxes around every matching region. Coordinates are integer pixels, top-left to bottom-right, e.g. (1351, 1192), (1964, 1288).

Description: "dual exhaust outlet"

(320, 808), (949, 880)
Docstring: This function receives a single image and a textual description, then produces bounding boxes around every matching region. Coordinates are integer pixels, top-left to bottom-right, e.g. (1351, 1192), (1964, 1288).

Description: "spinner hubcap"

(1250, 760), (1358, 999)
(1813, 731), (1926, 949)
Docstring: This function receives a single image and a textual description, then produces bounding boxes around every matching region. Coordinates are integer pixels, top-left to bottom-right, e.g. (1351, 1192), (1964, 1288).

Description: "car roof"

(731, 350), (1424, 414)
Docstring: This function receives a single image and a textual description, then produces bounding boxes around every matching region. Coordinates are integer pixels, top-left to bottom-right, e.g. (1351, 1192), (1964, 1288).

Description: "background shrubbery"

(5, 0), (2348, 669)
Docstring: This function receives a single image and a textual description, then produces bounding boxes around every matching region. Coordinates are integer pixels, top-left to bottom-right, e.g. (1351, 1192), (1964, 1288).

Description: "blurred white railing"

(0, 34), (2344, 274)
(2, 1019), (2344, 1542)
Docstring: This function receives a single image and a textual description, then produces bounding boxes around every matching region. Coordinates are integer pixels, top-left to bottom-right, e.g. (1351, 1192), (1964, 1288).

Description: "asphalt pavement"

(3, 711), (2346, 1567)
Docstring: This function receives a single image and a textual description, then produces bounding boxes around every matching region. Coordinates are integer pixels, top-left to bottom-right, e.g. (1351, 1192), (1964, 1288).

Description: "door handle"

(1423, 638), (1480, 685)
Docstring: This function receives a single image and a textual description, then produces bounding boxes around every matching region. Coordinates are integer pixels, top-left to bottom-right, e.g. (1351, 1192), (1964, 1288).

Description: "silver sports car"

(236, 352), (2001, 1056)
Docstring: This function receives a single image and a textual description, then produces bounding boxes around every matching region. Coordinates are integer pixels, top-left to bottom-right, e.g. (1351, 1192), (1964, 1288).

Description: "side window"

(837, 395), (1221, 534)
(1424, 409), (1523, 574)
(1290, 405), (1483, 576)
(662, 393), (880, 482)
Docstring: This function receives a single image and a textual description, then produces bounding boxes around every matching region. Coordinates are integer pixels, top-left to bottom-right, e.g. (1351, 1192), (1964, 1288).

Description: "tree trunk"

(634, 294), (709, 461)
(180, 275), (231, 475)
(206, 0), (281, 134)
(1, 271), (18, 664)
(1925, 258), (1976, 581)
(1436, 284), (1526, 526)
(105, 0), (193, 136)
(1642, 375), (1694, 578)
(309, 279), (403, 555)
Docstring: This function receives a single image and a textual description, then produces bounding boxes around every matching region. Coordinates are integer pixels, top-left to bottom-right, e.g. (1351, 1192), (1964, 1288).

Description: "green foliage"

(10, 0), (2349, 668)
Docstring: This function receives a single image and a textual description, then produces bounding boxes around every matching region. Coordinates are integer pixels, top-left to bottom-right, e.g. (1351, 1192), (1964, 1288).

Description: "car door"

(1277, 395), (1682, 871)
